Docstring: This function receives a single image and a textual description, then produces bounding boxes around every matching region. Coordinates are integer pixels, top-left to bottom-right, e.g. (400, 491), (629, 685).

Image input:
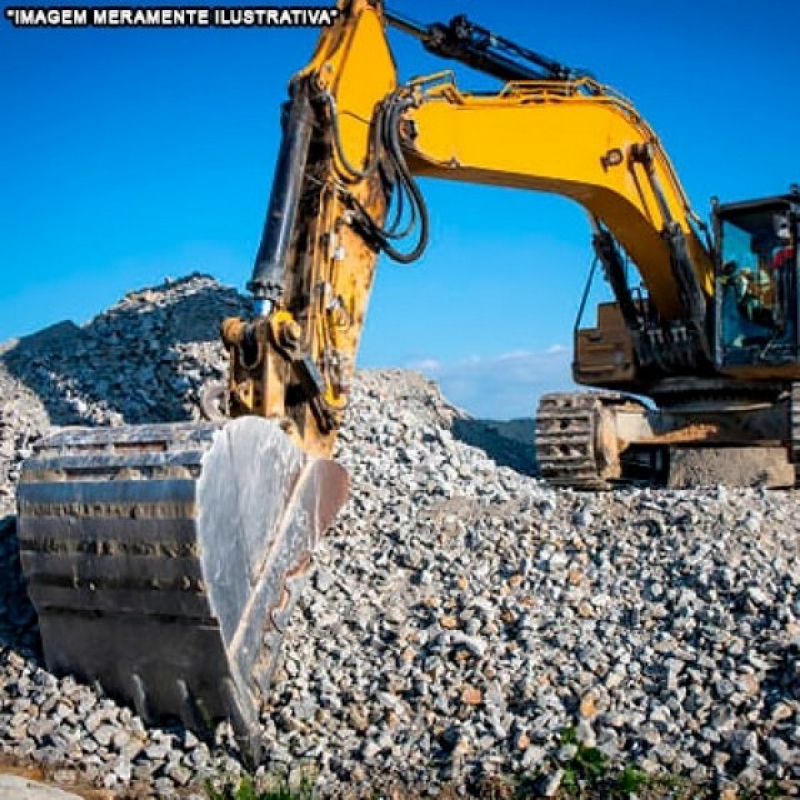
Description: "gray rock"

(2, 276), (800, 797)
(538, 768), (564, 797)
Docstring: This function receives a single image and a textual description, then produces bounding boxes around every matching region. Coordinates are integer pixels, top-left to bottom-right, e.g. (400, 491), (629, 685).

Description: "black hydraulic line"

(381, 102), (429, 262)
(383, 8), (426, 39)
(379, 97), (421, 241)
(574, 257), (599, 332)
(248, 84), (315, 309)
(592, 227), (641, 332)
(320, 92), (383, 182)
(345, 90), (430, 264)
(629, 144), (710, 354)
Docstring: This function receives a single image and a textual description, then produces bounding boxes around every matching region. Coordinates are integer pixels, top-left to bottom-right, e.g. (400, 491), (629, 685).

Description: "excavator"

(15, 0), (800, 761)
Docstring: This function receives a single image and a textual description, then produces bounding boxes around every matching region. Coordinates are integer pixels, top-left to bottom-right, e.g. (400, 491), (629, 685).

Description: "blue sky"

(2, 1), (799, 418)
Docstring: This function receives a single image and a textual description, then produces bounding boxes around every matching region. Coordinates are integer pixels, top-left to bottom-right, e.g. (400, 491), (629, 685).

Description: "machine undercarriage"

(536, 382), (799, 490)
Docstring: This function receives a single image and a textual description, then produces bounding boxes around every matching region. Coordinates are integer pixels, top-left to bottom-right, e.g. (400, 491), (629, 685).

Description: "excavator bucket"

(15, 418), (348, 761)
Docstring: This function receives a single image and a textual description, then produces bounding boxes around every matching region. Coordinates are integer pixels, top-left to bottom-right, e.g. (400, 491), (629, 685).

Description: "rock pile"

(1, 275), (800, 798)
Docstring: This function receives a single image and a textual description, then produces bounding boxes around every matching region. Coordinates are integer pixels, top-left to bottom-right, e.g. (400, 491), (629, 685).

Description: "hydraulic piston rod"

(248, 84), (315, 315)
(384, 8), (580, 83)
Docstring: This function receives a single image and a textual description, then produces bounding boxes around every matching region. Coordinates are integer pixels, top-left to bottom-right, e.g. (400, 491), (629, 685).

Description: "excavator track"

(791, 383), (800, 486)
(16, 419), (347, 761)
(535, 392), (618, 489)
(535, 391), (666, 489)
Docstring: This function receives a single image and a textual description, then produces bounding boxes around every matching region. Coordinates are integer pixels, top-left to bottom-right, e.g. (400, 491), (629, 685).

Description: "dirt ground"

(667, 446), (796, 488)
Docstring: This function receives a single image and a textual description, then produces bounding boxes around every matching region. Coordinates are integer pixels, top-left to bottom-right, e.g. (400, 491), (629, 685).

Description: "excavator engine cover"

(16, 418), (348, 760)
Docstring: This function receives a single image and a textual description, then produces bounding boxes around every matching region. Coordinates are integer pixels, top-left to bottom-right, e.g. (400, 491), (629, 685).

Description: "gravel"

(1, 274), (800, 797)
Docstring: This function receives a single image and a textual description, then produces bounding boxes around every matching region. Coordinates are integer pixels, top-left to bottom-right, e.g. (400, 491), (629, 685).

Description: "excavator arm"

(221, 0), (401, 458)
(16, 0), (403, 763)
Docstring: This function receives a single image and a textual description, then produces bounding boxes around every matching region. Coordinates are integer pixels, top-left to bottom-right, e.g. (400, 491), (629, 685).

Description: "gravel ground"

(1, 275), (800, 798)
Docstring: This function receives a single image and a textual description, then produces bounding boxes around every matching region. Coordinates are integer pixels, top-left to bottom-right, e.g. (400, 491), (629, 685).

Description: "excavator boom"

(403, 75), (712, 317)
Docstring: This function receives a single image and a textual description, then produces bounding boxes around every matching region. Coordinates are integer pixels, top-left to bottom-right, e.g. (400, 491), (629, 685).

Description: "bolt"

(279, 320), (303, 347)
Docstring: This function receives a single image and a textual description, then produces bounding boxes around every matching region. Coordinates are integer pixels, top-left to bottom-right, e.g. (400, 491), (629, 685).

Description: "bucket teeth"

(16, 417), (348, 762)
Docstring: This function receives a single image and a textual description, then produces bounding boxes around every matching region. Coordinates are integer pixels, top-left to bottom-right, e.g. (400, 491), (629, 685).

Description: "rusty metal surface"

(16, 419), (348, 762)
(628, 422), (721, 446)
(573, 302), (637, 388)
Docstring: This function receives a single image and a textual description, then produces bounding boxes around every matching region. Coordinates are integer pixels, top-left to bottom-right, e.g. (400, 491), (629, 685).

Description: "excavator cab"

(715, 195), (800, 368)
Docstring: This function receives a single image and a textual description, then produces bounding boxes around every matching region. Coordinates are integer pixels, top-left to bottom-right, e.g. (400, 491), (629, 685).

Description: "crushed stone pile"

(1, 274), (800, 798)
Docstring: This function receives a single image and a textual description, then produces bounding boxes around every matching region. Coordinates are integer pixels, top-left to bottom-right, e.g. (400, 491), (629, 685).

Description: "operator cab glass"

(715, 199), (799, 367)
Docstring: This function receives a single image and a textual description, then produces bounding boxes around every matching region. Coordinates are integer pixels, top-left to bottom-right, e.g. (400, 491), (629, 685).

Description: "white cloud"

(406, 357), (442, 373)
(403, 346), (575, 420)
(497, 349), (533, 361)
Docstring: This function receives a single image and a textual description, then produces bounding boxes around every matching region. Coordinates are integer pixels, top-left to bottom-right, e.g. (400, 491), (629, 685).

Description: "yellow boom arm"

(403, 74), (714, 319)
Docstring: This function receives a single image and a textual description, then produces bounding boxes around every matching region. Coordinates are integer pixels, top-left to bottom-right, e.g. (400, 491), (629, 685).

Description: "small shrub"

(205, 772), (316, 800)
(558, 727), (609, 794)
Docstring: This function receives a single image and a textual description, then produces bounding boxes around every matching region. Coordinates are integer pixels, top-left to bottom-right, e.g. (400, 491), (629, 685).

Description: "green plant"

(205, 772), (316, 800)
(610, 764), (651, 796)
(558, 727), (609, 794)
(765, 779), (787, 798)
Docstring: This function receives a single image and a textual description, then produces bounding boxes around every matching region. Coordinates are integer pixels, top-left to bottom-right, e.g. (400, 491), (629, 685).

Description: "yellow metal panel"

(299, 1), (397, 175)
(288, 0), (397, 456)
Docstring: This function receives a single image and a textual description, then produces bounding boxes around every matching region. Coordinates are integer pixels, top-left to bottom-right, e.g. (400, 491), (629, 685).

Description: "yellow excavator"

(15, 0), (800, 759)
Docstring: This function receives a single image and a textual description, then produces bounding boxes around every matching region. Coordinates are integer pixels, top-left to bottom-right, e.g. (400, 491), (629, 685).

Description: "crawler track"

(791, 383), (800, 485)
(535, 392), (616, 489)
(536, 391), (666, 489)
